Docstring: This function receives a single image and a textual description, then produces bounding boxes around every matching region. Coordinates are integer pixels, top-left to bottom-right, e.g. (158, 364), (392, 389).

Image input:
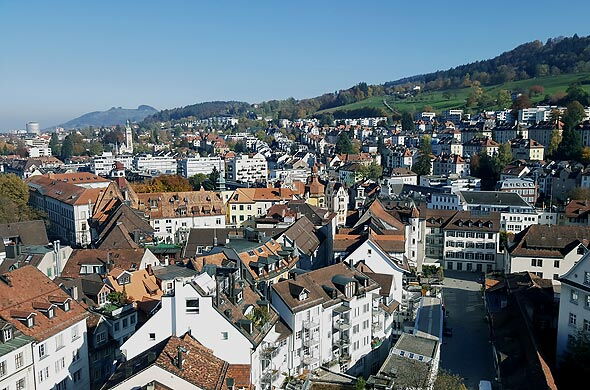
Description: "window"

(571, 290), (579, 304)
(367, 249), (372, 255)
(55, 357), (65, 373)
(2, 328), (12, 342)
(122, 318), (128, 328)
(38, 367), (49, 382)
(15, 352), (23, 369)
(221, 332), (229, 340)
(73, 369), (81, 383)
(72, 349), (80, 362)
(353, 325), (359, 334)
(585, 319), (590, 332)
(554, 260), (560, 268)
(0, 361), (6, 377)
(16, 378), (25, 390)
(149, 333), (156, 340)
(96, 332), (106, 344)
(130, 315), (136, 325)
(55, 378), (67, 390)
(569, 313), (577, 326)
(39, 343), (47, 359)
(585, 272), (590, 285)
(296, 331), (301, 340)
(55, 333), (64, 350)
(186, 299), (199, 314)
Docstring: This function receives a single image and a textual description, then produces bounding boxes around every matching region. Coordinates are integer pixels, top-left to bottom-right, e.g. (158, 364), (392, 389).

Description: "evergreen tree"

(411, 136), (432, 176)
(60, 135), (74, 160)
(49, 133), (61, 156)
(401, 112), (415, 132)
(557, 101), (585, 161)
(336, 133), (354, 154)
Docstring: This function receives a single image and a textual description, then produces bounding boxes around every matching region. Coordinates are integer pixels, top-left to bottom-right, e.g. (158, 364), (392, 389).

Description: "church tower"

(122, 119), (134, 155)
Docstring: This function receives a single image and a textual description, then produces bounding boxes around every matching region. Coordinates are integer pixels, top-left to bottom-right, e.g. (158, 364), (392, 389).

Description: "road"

(441, 270), (496, 390)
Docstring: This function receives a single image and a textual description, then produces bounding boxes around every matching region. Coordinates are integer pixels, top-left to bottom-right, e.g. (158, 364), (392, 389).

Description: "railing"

(302, 319), (319, 329)
(302, 337), (319, 348)
(339, 352), (351, 363)
(260, 342), (277, 358)
(333, 318), (351, 331)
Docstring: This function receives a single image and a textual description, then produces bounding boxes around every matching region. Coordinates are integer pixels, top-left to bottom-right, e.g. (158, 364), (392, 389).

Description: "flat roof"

(414, 296), (443, 341)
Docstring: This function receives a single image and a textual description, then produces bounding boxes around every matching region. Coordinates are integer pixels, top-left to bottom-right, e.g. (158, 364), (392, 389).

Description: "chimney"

(176, 346), (186, 370)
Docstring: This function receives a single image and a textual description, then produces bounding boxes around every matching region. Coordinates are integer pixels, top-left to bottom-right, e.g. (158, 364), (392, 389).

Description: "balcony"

(372, 322), (383, 332)
(260, 343), (277, 359)
(339, 352), (351, 363)
(261, 368), (280, 384)
(302, 337), (319, 348)
(333, 317), (351, 332)
(302, 355), (319, 366)
(302, 319), (319, 330)
(335, 336), (350, 347)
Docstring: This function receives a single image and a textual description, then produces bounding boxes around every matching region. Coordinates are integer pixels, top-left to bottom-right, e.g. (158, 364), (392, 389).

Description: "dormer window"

(2, 327), (12, 342)
(27, 317), (35, 328)
(64, 301), (70, 312)
(48, 307), (55, 319)
(299, 290), (309, 301)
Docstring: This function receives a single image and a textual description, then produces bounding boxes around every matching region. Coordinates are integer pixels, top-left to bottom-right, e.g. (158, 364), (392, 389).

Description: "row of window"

(568, 313), (590, 333)
(39, 326), (79, 359)
(531, 259), (562, 268)
(445, 252), (495, 260)
(0, 351), (25, 377)
(446, 231), (495, 239)
(446, 241), (495, 249)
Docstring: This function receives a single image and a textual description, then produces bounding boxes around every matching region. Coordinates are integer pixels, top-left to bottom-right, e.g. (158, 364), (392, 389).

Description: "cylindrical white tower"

(26, 121), (40, 134)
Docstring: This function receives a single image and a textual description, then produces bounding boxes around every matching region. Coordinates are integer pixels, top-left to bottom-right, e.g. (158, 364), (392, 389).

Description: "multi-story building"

(510, 138), (545, 161)
(133, 154), (178, 175)
(528, 122), (561, 147)
(0, 266), (90, 390)
(27, 174), (123, 246)
(225, 153), (268, 184)
(0, 319), (35, 390)
(121, 266), (287, 390)
(431, 137), (463, 156)
(177, 156), (225, 178)
(271, 263), (382, 377)
(432, 154), (469, 177)
(326, 181), (349, 226)
(227, 187), (295, 227)
(442, 211), (501, 272)
(556, 251), (590, 363)
(492, 124), (528, 144)
(91, 152), (133, 176)
(462, 137), (499, 157)
(458, 191), (538, 233)
(134, 190), (226, 243)
(506, 225), (590, 281)
(496, 177), (538, 205)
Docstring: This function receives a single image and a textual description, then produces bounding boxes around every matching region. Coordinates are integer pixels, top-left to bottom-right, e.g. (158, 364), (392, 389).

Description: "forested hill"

(385, 35), (590, 90)
(142, 35), (590, 123)
(143, 101), (251, 123)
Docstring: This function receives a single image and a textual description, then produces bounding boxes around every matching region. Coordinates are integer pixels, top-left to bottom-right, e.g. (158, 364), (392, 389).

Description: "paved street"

(441, 271), (496, 390)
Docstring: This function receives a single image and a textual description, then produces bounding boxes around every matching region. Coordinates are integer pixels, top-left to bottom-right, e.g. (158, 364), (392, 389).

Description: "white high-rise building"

(117, 120), (134, 155)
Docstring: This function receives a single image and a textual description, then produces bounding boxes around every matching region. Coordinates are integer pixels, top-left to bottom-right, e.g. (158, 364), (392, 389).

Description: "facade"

(442, 211), (501, 272)
(134, 190), (226, 243)
(226, 153), (268, 184)
(91, 153), (132, 176)
(432, 154), (469, 177)
(506, 225), (590, 281)
(133, 154), (177, 175)
(496, 177), (538, 205)
(270, 263), (383, 377)
(556, 251), (590, 362)
(510, 138), (545, 161)
(227, 188), (295, 228)
(0, 266), (90, 390)
(178, 156), (225, 178)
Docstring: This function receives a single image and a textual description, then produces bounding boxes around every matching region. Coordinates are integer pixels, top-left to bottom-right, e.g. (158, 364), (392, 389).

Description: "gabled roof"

(278, 216), (320, 256)
(0, 266), (88, 341)
(509, 225), (590, 258)
(0, 220), (49, 246)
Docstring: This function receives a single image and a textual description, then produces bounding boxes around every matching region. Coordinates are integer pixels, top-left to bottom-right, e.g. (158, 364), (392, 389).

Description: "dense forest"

(142, 35), (590, 123)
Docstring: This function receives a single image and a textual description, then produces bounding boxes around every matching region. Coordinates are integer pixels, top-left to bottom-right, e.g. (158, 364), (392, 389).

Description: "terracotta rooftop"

(509, 225), (590, 258)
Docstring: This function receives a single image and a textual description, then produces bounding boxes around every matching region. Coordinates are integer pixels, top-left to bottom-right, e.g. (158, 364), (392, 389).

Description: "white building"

(0, 324), (34, 390)
(178, 156), (225, 178)
(91, 152), (133, 176)
(28, 147), (52, 158)
(226, 153), (268, 184)
(556, 251), (590, 362)
(271, 263), (384, 377)
(0, 266), (90, 390)
(326, 182), (349, 227)
(133, 154), (177, 175)
(506, 225), (590, 281)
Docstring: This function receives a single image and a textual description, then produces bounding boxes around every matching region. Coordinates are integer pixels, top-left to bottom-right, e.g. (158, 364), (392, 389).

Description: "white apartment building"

(271, 263), (382, 377)
(497, 177), (538, 205)
(556, 251), (590, 362)
(121, 272), (287, 390)
(0, 266), (90, 390)
(443, 211), (501, 272)
(28, 147), (52, 158)
(91, 152), (133, 176)
(178, 156), (225, 178)
(0, 325), (35, 390)
(506, 225), (590, 281)
(133, 154), (178, 175)
(226, 153), (268, 184)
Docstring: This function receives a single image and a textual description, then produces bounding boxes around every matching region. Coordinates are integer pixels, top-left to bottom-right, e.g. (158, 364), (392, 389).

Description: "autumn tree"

(411, 136), (433, 176)
(0, 174), (41, 223)
(433, 370), (468, 390)
(547, 130), (562, 157)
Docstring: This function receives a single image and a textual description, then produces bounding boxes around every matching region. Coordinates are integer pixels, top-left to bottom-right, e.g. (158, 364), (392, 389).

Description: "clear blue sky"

(1, 0), (589, 130)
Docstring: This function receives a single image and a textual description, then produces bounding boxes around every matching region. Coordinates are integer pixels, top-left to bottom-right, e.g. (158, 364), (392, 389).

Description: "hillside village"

(2, 49), (590, 390)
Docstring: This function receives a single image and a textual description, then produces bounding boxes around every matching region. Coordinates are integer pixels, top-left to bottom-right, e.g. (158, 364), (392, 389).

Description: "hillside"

(144, 101), (251, 123)
(317, 72), (590, 116)
(59, 105), (157, 129)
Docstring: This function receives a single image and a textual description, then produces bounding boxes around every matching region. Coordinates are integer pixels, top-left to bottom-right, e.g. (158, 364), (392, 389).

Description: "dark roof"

(183, 227), (285, 258)
(459, 191), (531, 207)
(443, 211), (501, 232)
(509, 225), (590, 258)
(0, 220), (49, 247)
(278, 216), (320, 256)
